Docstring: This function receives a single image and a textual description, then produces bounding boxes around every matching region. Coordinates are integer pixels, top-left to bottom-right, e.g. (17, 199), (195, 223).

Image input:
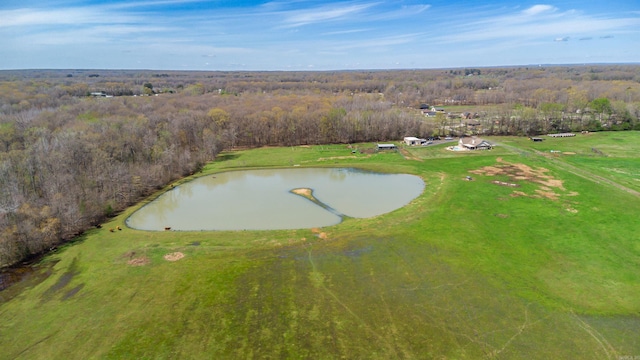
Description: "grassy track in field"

(1, 133), (639, 359)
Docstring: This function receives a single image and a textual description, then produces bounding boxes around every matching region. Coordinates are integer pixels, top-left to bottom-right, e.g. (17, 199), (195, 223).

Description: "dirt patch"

(470, 159), (569, 201)
(163, 252), (185, 262)
(492, 180), (519, 187)
(475, 166), (503, 176)
(535, 189), (560, 201)
(311, 228), (328, 240)
(127, 257), (150, 266)
(292, 188), (312, 197)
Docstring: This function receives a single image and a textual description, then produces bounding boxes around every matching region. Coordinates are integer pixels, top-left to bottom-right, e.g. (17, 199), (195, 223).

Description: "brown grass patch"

(127, 257), (150, 266)
(535, 189), (560, 201)
(163, 252), (185, 262)
(470, 158), (570, 201)
(473, 166), (503, 176)
(311, 228), (328, 240)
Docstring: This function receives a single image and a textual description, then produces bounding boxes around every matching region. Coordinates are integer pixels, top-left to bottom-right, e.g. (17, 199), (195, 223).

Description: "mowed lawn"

(1, 133), (639, 359)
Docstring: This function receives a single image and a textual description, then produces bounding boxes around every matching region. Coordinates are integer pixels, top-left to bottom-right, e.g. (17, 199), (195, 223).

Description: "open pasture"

(1, 133), (639, 359)
(498, 132), (640, 193)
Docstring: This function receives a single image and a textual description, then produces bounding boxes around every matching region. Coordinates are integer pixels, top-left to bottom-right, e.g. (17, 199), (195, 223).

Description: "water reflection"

(126, 168), (424, 231)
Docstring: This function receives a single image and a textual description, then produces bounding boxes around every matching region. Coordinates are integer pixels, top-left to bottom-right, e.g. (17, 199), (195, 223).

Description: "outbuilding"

(403, 137), (428, 146)
(377, 143), (397, 150)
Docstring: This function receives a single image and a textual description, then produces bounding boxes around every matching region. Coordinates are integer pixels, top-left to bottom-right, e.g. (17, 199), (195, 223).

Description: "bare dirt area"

(123, 251), (150, 266)
(311, 228), (328, 240)
(164, 252), (185, 261)
(127, 257), (150, 266)
(292, 188), (312, 197)
(470, 158), (573, 201)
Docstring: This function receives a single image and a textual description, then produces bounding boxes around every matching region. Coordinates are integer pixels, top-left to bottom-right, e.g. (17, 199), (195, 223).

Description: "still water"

(126, 168), (424, 231)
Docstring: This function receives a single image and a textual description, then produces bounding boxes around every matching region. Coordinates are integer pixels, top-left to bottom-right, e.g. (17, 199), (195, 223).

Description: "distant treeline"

(1, 65), (640, 267)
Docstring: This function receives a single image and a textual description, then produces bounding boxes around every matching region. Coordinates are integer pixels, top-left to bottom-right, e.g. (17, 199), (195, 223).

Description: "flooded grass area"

(0, 260), (58, 302)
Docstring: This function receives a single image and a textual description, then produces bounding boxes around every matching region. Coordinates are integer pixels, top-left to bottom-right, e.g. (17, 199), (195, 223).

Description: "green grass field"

(1, 133), (639, 359)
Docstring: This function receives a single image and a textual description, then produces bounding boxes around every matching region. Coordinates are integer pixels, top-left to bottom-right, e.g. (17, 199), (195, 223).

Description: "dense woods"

(1, 65), (640, 267)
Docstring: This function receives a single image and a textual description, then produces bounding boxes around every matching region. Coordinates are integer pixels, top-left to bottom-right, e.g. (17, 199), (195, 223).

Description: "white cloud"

(322, 32), (423, 52)
(522, 4), (556, 16)
(0, 7), (137, 27)
(432, 7), (640, 44)
(372, 4), (430, 20)
(321, 28), (372, 36)
(280, 2), (377, 27)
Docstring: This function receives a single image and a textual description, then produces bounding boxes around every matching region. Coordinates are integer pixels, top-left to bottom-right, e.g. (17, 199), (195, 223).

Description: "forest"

(1, 64), (640, 267)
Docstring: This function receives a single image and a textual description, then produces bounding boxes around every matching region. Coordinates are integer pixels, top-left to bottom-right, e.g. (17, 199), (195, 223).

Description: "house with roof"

(458, 136), (492, 150)
(403, 137), (428, 146)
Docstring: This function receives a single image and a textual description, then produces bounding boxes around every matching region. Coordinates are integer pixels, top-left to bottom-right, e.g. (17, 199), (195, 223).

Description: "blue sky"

(1, 0), (639, 70)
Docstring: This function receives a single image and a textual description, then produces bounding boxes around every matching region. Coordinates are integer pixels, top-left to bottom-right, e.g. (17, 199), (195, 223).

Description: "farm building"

(377, 143), (397, 150)
(459, 137), (492, 150)
(403, 137), (428, 146)
(547, 133), (576, 138)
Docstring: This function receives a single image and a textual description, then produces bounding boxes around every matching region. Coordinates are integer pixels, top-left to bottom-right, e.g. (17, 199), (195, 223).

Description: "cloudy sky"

(1, 0), (639, 70)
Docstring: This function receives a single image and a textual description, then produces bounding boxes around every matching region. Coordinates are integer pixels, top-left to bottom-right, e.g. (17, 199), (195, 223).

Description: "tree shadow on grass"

(215, 153), (241, 162)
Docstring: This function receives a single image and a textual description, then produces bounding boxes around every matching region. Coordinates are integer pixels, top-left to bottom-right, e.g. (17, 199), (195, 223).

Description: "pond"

(126, 168), (424, 231)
